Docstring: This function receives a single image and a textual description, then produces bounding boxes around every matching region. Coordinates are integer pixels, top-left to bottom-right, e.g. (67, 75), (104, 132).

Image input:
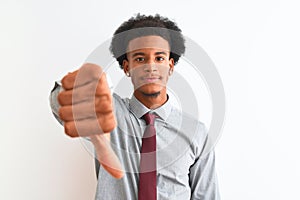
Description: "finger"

(95, 72), (110, 96)
(59, 96), (113, 121)
(58, 80), (97, 106)
(61, 63), (103, 90)
(58, 75), (110, 106)
(95, 94), (113, 113)
(94, 134), (124, 179)
(64, 112), (116, 137)
(59, 102), (95, 122)
(61, 70), (79, 90)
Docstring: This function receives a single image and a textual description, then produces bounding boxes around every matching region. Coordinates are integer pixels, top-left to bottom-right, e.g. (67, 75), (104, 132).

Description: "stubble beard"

(141, 91), (161, 98)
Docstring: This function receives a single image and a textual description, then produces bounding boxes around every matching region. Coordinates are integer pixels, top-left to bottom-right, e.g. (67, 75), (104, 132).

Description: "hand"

(58, 63), (116, 137)
(58, 63), (123, 179)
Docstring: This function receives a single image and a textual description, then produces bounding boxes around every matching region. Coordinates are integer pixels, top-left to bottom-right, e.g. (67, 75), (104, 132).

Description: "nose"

(143, 62), (158, 73)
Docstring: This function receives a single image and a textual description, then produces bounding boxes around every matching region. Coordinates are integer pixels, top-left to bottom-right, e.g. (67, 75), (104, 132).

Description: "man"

(50, 14), (220, 200)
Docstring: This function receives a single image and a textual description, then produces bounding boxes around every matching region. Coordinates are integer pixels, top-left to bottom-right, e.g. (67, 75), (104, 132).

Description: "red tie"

(138, 112), (157, 200)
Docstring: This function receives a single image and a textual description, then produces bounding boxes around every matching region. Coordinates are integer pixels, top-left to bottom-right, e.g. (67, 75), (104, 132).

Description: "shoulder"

(112, 93), (136, 121)
(112, 93), (130, 110)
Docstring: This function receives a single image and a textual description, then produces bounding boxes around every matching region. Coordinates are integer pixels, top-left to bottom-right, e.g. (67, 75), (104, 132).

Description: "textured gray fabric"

(50, 82), (220, 200)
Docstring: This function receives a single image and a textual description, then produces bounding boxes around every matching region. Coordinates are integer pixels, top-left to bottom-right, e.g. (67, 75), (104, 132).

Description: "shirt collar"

(129, 94), (172, 121)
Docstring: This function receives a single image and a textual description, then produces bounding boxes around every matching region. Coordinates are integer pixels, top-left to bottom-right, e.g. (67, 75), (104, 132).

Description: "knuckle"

(58, 91), (72, 106)
(58, 107), (65, 120)
(73, 82), (96, 102)
(81, 63), (103, 79)
(72, 89), (83, 102)
(98, 113), (116, 132)
(86, 82), (97, 95)
(96, 84), (109, 95)
(57, 92), (64, 106)
(64, 122), (77, 138)
(99, 72), (107, 82)
(64, 122), (72, 135)
(61, 76), (71, 89)
(61, 70), (77, 90)
(95, 95), (113, 113)
(59, 106), (73, 121)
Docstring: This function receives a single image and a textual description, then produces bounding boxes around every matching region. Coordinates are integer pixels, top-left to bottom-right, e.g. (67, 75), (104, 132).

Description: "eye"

(135, 57), (145, 62)
(156, 56), (165, 62)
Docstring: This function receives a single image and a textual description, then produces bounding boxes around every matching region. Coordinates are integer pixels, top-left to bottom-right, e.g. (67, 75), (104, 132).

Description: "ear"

(123, 59), (129, 75)
(169, 58), (175, 74)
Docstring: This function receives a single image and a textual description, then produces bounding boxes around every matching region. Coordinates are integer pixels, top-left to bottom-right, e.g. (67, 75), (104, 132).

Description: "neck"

(134, 88), (168, 109)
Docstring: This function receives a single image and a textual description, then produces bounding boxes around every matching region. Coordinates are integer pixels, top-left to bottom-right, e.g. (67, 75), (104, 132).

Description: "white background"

(1, 0), (300, 199)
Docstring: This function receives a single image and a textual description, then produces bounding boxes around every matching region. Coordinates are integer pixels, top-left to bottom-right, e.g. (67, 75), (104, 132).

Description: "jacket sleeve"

(49, 81), (63, 125)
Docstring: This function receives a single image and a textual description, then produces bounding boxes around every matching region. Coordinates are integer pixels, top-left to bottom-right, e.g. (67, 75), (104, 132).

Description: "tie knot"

(142, 112), (156, 125)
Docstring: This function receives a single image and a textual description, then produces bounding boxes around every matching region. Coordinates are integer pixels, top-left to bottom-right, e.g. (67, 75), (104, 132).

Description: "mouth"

(141, 76), (161, 83)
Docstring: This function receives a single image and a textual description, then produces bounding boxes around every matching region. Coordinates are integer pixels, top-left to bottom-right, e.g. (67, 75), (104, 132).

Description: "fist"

(58, 63), (116, 137)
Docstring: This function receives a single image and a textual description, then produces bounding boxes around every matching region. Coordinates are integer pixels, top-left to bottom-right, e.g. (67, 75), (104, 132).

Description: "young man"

(50, 14), (220, 200)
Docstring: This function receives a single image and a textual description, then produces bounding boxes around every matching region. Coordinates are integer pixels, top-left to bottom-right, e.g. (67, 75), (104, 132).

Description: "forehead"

(127, 35), (170, 53)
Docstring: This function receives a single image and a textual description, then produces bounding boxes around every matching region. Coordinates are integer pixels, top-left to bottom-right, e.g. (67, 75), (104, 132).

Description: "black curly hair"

(110, 13), (185, 69)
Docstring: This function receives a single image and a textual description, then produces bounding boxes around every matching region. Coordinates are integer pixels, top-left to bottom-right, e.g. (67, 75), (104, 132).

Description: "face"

(123, 35), (174, 96)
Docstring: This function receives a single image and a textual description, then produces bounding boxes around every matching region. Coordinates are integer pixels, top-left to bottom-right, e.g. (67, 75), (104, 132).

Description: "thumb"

(91, 134), (124, 179)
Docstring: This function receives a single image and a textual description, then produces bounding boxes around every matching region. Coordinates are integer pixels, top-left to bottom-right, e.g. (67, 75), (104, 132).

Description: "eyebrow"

(131, 51), (168, 58)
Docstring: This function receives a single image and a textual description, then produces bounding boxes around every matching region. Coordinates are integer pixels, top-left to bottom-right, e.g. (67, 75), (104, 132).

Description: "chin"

(137, 84), (163, 95)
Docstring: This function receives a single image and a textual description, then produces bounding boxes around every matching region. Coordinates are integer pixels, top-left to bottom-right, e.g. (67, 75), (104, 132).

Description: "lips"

(142, 76), (161, 83)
